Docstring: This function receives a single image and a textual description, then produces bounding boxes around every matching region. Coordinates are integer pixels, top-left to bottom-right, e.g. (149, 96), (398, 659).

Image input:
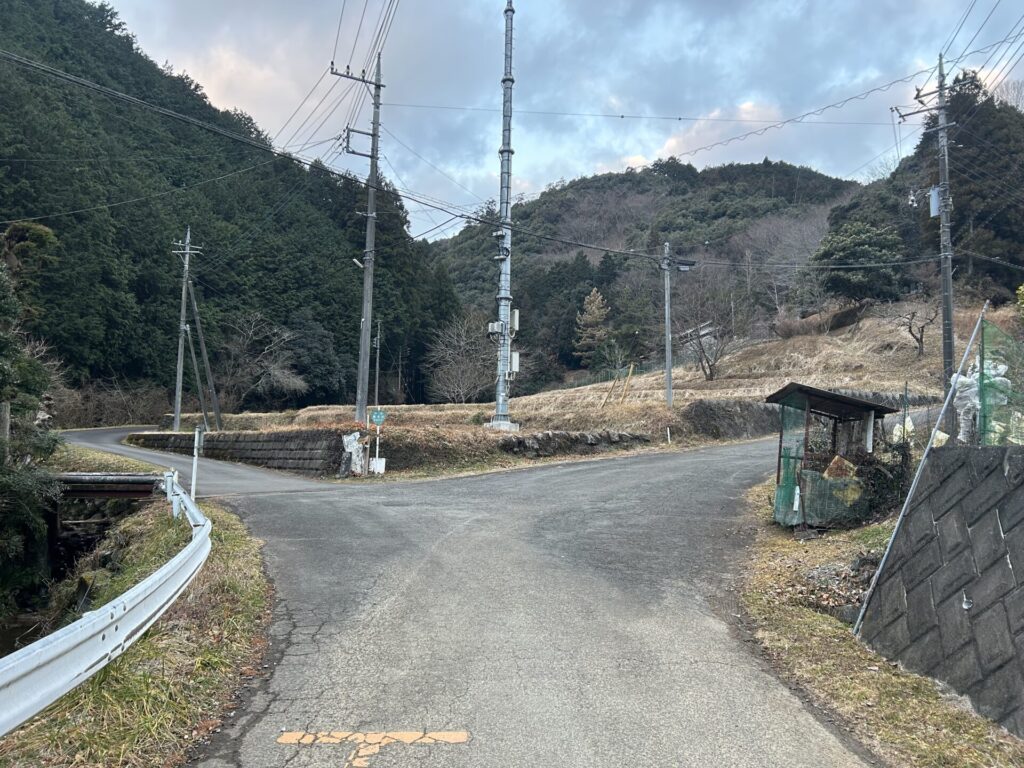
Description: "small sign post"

(369, 410), (386, 474)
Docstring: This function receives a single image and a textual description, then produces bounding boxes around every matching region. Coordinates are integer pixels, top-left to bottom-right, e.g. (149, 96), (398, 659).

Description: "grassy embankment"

(742, 481), (1024, 768)
(172, 306), (991, 434)
(0, 447), (269, 768)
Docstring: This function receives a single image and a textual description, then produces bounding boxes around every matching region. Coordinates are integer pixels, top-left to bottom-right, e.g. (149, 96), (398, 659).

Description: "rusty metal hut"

(765, 383), (898, 527)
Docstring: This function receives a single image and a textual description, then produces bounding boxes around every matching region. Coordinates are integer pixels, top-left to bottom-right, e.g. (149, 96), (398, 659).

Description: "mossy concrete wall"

(127, 430), (346, 476)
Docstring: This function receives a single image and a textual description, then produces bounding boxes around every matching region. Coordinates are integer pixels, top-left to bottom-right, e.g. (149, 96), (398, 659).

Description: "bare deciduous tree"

(675, 265), (749, 381)
(217, 313), (308, 411)
(423, 313), (495, 404)
(877, 303), (940, 358)
(995, 79), (1024, 112)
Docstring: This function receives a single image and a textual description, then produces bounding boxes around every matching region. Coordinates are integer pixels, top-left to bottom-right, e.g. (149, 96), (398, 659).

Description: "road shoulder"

(740, 481), (1024, 768)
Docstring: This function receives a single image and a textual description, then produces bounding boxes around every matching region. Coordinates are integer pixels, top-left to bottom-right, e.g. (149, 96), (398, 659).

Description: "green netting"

(773, 392), (881, 527)
(978, 320), (1024, 446)
(773, 394), (805, 524)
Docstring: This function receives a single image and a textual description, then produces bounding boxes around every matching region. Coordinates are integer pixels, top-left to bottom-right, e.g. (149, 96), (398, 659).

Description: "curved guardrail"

(0, 471), (211, 737)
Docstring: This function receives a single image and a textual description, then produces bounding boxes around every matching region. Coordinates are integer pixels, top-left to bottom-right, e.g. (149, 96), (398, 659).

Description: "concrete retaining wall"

(860, 446), (1024, 737)
(680, 399), (780, 440)
(126, 430), (346, 476)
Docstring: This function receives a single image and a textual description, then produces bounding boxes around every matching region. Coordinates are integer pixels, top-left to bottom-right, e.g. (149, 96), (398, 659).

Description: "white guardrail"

(0, 471), (211, 737)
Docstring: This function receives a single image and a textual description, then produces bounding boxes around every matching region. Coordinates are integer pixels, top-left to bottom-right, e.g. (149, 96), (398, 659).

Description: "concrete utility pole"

(187, 279), (222, 430)
(172, 228), (195, 432)
(0, 401), (9, 465)
(662, 243), (673, 408)
(660, 242), (695, 409)
(936, 54), (956, 433)
(489, 0), (519, 431)
(333, 54), (383, 424)
(374, 320), (381, 408)
(896, 53), (956, 432)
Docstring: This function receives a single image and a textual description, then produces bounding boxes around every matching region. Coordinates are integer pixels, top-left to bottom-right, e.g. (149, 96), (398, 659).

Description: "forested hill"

(432, 159), (857, 309)
(429, 159), (858, 388)
(813, 72), (1024, 301)
(0, 0), (457, 409)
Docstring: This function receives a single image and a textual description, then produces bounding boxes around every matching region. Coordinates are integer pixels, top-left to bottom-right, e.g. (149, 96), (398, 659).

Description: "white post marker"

(369, 409), (387, 474)
(190, 426), (202, 498)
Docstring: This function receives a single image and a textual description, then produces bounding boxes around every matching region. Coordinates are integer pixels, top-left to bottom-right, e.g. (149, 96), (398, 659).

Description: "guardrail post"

(163, 470), (174, 501)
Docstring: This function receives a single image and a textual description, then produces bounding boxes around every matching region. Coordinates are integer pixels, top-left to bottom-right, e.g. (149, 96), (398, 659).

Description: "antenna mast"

(489, 0), (519, 431)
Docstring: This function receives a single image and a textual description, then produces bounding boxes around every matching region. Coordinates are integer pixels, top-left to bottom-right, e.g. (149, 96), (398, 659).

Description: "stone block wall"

(860, 446), (1024, 737)
(497, 430), (650, 457)
(127, 429), (347, 476)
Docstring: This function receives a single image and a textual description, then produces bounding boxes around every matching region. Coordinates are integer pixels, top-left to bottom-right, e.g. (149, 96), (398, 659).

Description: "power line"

(957, 249), (1024, 272)
(0, 159), (275, 225)
(410, 215), (461, 239)
(380, 101), (893, 126)
(380, 125), (484, 201)
(0, 135), (339, 164)
(955, 0), (1002, 65)
(381, 153), (441, 227)
(348, 0), (371, 68)
(331, 0), (348, 66)
(943, 0), (978, 56)
(280, 78), (343, 149)
(272, 66), (329, 144)
(0, 49), (281, 153)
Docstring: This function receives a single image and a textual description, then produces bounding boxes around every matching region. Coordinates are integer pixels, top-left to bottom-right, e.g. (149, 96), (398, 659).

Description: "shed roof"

(765, 382), (898, 421)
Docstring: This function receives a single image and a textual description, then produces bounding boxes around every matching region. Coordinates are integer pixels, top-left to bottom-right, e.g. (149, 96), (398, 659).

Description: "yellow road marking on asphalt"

(277, 729), (470, 767)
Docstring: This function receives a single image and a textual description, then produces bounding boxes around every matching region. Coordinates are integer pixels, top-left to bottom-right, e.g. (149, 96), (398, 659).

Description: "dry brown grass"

(172, 302), (996, 438)
(742, 481), (1024, 768)
(0, 501), (269, 768)
(46, 443), (163, 474)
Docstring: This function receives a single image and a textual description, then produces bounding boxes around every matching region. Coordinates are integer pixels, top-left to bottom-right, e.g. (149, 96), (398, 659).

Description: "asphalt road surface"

(66, 429), (873, 768)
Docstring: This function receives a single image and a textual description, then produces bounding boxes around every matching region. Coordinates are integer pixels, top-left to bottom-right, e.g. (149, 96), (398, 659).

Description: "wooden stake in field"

(600, 375), (620, 409)
(618, 363), (635, 405)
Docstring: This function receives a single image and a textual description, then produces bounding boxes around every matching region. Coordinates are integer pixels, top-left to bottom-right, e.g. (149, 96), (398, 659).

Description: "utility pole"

(936, 54), (956, 433)
(185, 325), (210, 431)
(333, 54), (383, 425)
(659, 243), (695, 409)
(896, 52), (956, 432)
(662, 243), (673, 408)
(187, 279), (222, 430)
(171, 228), (195, 432)
(374, 320), (381, 408)
(488, 0), (519, 431)
(0, 401), (9, 465)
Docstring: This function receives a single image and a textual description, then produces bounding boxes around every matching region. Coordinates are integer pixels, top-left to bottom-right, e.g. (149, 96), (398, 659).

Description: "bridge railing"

(0, 471), (211, 737)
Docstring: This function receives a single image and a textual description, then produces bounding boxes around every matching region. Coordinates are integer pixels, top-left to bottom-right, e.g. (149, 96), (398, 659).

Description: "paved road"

(67, 430), (872, 768)
(66, 427), (325, 497)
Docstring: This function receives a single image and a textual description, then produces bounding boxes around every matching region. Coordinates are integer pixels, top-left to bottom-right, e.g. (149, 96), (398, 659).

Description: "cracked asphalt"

(67, 429), (873, 768)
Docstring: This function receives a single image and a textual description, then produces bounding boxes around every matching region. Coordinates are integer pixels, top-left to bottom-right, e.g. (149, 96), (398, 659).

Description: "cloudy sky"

(110, 0), (1022, 238)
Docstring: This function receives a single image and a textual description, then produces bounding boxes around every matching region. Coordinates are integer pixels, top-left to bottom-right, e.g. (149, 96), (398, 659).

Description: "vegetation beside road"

(741, 482), (1024, 768)
(45, 442), (162, 474)
(0, 467), (269, 768)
